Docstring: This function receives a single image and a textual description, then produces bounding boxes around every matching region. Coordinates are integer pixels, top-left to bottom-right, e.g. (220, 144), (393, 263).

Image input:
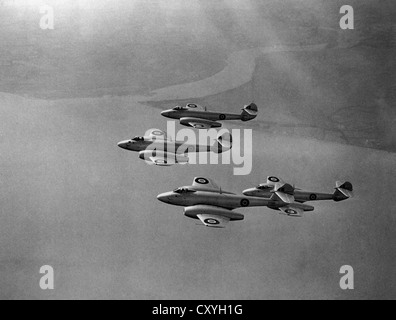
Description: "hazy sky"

(0, 0), (395, 300)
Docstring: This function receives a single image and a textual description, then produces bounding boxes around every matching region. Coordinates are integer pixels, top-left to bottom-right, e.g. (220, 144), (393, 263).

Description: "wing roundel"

(279, 206), (303, 217)
(180, 117), (222, 129)
(267, 176), (284, 185)
(147, 129), (168, 140)
(193, 177), (219, 190)
(184, 205), (244, 228)
(197, 214), (230, 228)
(186, 103), (207, 111)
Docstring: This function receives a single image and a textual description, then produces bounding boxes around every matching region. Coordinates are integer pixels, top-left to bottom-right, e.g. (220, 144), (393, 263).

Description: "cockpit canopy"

(173, 188), (196, 194)
(132, 136), (145, 142)
(172, 106), (187, 111)
(257, 185), (272, 190)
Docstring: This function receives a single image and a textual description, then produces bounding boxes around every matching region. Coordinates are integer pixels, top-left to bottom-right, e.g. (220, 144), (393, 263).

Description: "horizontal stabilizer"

(334, 181), (354, 201)
(337, 188), (354, 199)
(244, 103), (258, 115)
(211, 132), (233, 153)
(241, 103), (258, 121)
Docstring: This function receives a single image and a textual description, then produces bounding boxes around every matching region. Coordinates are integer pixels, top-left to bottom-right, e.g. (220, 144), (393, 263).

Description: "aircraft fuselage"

(118, 140), (213, 154)
(243, 188), (334, 202)
(158, 190), (280, 210)
(161, 110), (243, 122)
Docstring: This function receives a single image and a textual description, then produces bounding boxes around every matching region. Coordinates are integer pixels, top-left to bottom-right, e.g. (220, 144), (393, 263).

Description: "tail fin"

(241, 103), (258, 122)
(211, 132), (233, 154)
(333, 181), (354, 202)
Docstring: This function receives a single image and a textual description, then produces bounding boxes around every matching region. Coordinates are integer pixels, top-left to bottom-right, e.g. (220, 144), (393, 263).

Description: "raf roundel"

(240, 199), (250, 207)
(219, 114), (226, 120)
(269, 177), (280, 183)
(310, 194), (317, 201)
(152, 130), (164, 136)
(187, 103), (198, 109)
(205, 219), (220, 225)
(286, 209), (297, 216)
(195, 178), (209, 185)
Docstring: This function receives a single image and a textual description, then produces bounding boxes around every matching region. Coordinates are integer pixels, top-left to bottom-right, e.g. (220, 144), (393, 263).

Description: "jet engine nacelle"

(184, 205), (245, 222)
(139, 150), (189, 166)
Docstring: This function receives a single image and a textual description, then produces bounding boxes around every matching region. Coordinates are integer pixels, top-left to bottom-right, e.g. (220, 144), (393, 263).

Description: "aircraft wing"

(275, 191), (295, 204)
(267, 176), (296, 202)
(148, 157), (175, 167)
(192, 177), (220, 191)
(197, 214), (230, 228)
(266, 176), (286, 188)
(185, 205), (244, 228)
(186, 103), (207, 111)
(187, 121), (212, 129)
(336, 181), (354, 198)
(147, 129), (168, 140)
(180, 117), (222, 129)
(279, 206), (304, 217)
(146, 153), (189, 166)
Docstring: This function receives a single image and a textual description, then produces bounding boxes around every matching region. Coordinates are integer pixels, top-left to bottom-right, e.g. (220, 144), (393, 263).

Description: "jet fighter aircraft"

(157, 177), (354, 228)
(161, 103), (258, 129)
(157, 177), (274, 228)
(118, 129), (232, 166)
(243, 176), (354, 217)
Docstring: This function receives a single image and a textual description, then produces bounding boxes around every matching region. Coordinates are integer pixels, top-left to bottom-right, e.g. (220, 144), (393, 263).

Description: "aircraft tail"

(211, 132), (233, 154)
(333, 181), (354, 202)
(241, 103), (258, 121)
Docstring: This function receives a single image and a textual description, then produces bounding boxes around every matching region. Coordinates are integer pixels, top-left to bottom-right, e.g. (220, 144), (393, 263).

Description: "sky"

(0, 0), (395, 300)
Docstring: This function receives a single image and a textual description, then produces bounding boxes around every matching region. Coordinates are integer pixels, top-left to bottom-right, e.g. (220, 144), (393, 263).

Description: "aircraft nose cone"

(157, 193), (170, 203)
(117, 140), (130, 149)
(161, 110), (170, 118)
